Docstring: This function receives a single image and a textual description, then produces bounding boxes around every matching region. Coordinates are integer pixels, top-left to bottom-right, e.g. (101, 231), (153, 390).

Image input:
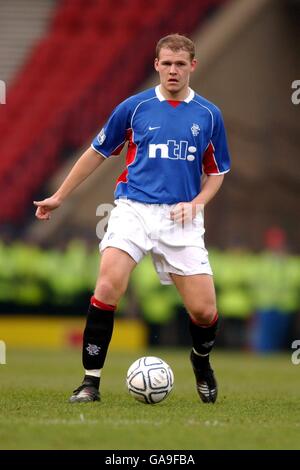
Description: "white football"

(126, 356), (174, 404)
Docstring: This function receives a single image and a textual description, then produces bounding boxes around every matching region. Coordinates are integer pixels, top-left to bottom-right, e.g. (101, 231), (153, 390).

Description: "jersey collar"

(155, 85), (194, 103)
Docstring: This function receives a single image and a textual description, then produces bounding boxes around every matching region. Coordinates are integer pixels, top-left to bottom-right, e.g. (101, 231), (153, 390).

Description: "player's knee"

(94, 278), (123, 305)
(189, 303), (217, 326)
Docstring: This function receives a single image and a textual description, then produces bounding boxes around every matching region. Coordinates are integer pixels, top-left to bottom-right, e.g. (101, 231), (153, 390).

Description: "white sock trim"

(85, 369), (101, 378)
(192, 348), (209, 357)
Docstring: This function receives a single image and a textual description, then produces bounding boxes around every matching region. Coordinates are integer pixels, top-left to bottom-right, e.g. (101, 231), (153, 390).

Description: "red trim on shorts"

(90, 296), (116, 311)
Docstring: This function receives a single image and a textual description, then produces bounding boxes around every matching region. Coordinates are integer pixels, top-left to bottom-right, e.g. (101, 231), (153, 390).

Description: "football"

(126, 356), (174, 404)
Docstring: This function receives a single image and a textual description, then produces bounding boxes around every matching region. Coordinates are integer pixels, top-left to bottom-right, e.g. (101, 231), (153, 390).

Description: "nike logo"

(149, 126), (161, 131)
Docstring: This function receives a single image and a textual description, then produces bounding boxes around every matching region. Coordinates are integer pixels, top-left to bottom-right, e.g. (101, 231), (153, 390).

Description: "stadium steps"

(0, 0), (56, 84)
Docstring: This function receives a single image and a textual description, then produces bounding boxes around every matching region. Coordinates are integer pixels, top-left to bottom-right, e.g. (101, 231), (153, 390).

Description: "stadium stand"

(0, 0), (225, 228)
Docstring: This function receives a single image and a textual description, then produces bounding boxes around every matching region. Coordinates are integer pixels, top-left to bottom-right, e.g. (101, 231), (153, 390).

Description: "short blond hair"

(156, 34), (195, 61)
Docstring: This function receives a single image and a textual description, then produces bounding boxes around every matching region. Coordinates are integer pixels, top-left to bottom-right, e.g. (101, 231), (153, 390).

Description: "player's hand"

(170, 202), (203, 225)
(33, 196), (61, 220)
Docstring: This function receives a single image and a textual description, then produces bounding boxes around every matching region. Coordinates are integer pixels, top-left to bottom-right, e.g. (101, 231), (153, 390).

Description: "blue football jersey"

(92, 86), (231, 204)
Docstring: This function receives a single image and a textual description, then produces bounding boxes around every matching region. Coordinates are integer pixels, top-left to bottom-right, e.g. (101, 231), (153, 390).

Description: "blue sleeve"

(91, 100), (130, 158)
(203, 108), (231, 175)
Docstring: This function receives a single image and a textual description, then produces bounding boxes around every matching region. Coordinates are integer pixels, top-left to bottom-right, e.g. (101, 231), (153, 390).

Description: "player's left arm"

(171, 106), (230, 224)
(170, 174), (224, 224)
(193, 173), (224, 206)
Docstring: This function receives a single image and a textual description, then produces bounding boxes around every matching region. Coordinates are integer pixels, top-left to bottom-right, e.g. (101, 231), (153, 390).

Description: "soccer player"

(34, 34), (231, 404)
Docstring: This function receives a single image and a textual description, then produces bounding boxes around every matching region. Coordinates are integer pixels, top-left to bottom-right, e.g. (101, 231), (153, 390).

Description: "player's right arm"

(34, 146), (105, 220)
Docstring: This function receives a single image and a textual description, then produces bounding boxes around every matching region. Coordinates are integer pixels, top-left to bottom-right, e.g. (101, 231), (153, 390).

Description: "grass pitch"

(0, 348), (299, 450)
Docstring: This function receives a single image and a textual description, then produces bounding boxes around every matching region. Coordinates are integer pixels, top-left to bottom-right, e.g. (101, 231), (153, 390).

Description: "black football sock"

(82, 296), (116, 379)
(189, 313), (219, 366)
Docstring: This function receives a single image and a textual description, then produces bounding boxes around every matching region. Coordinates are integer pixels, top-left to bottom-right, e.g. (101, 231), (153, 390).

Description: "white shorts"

(100, 199), (213, 285)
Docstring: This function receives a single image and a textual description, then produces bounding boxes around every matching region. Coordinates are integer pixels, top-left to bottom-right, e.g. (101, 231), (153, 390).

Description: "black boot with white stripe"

(69, 375), (100, 403)
(190, 350), (218, 403)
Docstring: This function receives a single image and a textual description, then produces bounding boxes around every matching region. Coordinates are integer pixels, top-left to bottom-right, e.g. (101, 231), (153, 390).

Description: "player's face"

(154, 48), (197, 99)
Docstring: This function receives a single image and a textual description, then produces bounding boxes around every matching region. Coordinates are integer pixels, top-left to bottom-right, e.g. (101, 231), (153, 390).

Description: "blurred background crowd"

(0, 0), (299, 353)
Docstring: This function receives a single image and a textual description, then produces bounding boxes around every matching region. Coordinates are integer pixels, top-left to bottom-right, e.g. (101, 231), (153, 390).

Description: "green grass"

(0, 348), (299, 450)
